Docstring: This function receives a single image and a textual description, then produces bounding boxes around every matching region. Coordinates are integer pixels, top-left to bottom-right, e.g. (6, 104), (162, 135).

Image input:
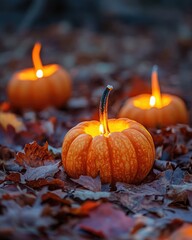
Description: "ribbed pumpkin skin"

(7, 65), (71, 111)
(119, 94), (189, 128)
(62, 118), (155, 184)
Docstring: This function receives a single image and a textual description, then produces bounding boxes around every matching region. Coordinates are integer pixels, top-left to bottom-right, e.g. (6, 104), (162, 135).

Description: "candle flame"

(151, 65), (162, 108)
(99, 124), (104, 135)
(32, 42), (44, 78)
(36, 69), (43, 78)
(149, 96), (156, 107)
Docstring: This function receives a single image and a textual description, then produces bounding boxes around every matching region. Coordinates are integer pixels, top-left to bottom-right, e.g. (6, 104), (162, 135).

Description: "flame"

(32, 42), (44, 78)
(149, 96), (156, 107)
(36, 69), (43, 78)
(99, 124), (104, 135)
(150, 66), (162, 108)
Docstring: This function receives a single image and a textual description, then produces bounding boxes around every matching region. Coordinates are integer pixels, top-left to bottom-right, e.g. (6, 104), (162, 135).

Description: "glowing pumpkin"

(118, 66), (189, 128)
(62, 85), (155, 184)
(7, 43), (71, 111)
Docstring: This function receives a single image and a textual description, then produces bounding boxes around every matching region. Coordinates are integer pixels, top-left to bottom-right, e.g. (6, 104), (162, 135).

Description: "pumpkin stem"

(99, 85), (113, 135)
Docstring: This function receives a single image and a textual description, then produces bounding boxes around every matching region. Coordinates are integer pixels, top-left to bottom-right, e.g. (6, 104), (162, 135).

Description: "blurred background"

(0, 0), (192, 122)
(1, 0), (192, 31)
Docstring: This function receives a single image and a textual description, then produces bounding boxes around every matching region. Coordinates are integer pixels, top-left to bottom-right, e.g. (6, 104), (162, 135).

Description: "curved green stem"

(99, 85), (113, 135)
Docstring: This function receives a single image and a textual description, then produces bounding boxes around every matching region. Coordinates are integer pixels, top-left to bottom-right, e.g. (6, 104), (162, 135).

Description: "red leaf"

(76, 203), (134, 238)
(5, 173), (21, 183)
(71, 201), (101, 216)
(26, 178), (64, 189)
(41, 192), (71, 205)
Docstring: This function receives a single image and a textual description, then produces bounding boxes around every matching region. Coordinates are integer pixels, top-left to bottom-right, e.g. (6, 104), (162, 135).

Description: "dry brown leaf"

(15, 141), (55, 167)
(5, 172), (21, 183)
(26, 178), (65, 189)
(71, 175), (101, 192)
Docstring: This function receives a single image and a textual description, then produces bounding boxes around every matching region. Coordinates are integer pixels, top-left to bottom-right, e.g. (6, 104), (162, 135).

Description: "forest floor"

(0, 20), (192, 239)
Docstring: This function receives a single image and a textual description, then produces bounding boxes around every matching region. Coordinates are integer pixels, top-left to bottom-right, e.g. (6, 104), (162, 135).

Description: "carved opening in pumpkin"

(133, 94), (171, 109)
(84, 120), (129, 137)
(16, 64), (59, 81)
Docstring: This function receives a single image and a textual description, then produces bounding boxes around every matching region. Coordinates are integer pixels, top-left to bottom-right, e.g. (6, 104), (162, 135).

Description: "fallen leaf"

(15, 141), (55, 167)
(71, 175), (101, 192)
(0, 199), (55, 232)
(76, 202), (135, 238)
(5, 172), (21, 183)
(163, 208), (192, 223)
(23, 162), (60, 181)
(0, 145), (15, 161)
(41, 192), (71, 205)
(0, 112), (26, 133)
(73, 189), (110, 201)
(2, 193), (36, 207)
(167, 183), (192, 207)
(71, 201), (101, 216)
(26, 178), (65, 189)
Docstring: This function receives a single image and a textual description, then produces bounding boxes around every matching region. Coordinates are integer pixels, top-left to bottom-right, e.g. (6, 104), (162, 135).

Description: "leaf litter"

(0, 23), (192, 240)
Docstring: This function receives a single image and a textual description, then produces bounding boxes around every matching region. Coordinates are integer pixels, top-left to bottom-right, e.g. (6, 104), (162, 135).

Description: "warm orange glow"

(16, 64), (59, 81)
(32, 42), (44, 78)
(133, 66), (172, 109)
(84, 120), (129, 137)
(36, 69), (43, 78)
(99, 124), (104, 135)
(133, 94), (171, 110)
(151, 66), (162, 108)
(149, 96), (156, 107)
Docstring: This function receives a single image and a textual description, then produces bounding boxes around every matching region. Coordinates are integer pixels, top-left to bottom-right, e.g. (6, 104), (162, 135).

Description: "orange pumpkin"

(7, 43), (71, 111)
(62, 85), (155, 184)
(119, 66), (189, 128)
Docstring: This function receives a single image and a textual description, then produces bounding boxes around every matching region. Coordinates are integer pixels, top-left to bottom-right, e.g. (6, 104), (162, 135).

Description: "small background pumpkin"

(118, 93), (189, 128)
(118, 66), (189, 128)
(7, 43), (72, 111)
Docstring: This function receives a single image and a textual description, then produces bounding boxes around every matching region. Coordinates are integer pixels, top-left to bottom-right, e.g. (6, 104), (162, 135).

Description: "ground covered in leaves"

(0, 18), (192, 240)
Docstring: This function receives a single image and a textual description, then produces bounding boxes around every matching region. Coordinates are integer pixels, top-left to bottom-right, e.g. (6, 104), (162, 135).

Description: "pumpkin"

(118, 66), (189, 128)
(7, 43), (71, 111)
(118, 93), (189, 128)
(62, 85), (155, 184)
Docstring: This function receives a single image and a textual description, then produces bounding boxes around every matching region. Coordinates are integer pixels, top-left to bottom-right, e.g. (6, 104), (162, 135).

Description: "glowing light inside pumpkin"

(84, 120), (129, 137)
(36, 69), (43, 78)
(149, 96), (156, 107)
(32, 42), (44, 78)
(133, 66), (171, 109)
(99, 124), (104, 135)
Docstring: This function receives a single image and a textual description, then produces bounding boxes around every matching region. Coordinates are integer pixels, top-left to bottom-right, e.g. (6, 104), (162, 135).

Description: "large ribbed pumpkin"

(62, 86), (155, 184)
(7, 43), (71, 111)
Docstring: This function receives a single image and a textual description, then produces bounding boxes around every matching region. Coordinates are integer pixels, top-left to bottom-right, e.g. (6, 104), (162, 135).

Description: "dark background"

(1, 0), (192, 31)
(0, 0), (192, 122)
